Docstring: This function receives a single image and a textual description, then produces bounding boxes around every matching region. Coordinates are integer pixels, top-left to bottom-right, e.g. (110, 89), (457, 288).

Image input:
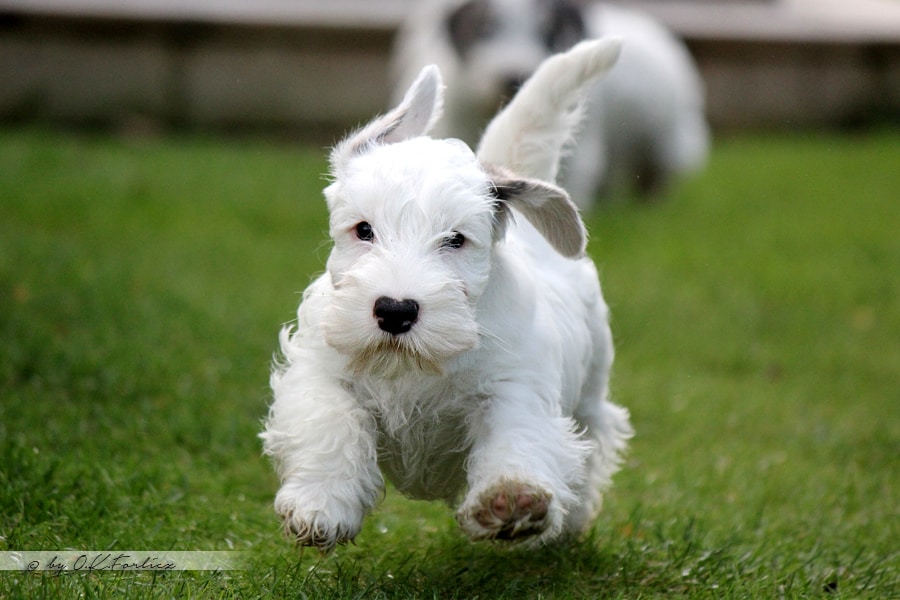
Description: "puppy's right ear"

(485, 163), (587, 259)
(330, 65), (444, 175)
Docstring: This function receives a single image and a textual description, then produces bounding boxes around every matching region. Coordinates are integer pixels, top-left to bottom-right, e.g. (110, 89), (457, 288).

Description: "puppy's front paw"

(274, 489), (364, 553)
(457, 479), (557, 543)
(279, 508), (360, 553)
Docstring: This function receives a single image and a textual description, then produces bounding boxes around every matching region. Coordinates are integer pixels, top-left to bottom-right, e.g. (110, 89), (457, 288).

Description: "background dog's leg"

(262, 368), (383, 552)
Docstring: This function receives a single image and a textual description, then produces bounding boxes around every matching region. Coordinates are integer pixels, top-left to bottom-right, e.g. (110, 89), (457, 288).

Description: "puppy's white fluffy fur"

(261, 39), (632, 551)
(391, 0), (710, 205)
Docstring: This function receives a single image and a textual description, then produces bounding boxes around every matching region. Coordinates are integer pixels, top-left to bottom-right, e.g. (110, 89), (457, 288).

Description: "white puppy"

(261, 39), (632, 552)
(391, 0), (710, 205)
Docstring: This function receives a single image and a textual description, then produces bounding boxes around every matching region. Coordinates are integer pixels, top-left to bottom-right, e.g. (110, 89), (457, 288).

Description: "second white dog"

(392, 0), (710, 205)
(261, 39), (633, 551)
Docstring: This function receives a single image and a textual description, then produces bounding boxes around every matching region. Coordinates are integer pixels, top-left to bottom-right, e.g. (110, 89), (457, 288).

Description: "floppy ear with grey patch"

(330, 65), (444, 176)
(485, 163), (587, 259)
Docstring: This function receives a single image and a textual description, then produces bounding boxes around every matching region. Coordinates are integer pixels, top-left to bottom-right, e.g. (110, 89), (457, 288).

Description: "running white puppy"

(261, 39), (632, 552)
(392, 0), (710, 205)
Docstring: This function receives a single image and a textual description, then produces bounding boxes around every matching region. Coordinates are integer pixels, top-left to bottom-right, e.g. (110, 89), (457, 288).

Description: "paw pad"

(460, 480), (552, 541)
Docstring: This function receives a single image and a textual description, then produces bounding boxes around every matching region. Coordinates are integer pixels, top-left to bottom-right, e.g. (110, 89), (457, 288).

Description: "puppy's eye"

(355, 221), (375, 242)
(442, 232), (466, 250)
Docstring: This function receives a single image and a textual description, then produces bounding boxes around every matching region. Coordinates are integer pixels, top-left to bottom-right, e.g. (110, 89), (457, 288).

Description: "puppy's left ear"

(330, 65), (444, 174)
(486, 163), (587, 258)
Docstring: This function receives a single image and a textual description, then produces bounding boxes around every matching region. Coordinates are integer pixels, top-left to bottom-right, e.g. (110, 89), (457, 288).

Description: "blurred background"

(2, 3), (898, 595)
(2, 0), (898, 139)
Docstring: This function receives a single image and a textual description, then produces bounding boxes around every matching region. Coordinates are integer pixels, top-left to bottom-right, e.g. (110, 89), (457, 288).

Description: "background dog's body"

(262, 40), (631, 551)
(392, 0), (710, 204)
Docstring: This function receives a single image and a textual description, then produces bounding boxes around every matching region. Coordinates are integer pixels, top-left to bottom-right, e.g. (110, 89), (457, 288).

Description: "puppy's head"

(321, 66), (584, 377)
(445, 0), (586, 110)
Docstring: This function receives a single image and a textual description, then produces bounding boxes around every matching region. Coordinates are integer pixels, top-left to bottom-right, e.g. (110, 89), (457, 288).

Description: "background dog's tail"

(476, 38), (622, 183)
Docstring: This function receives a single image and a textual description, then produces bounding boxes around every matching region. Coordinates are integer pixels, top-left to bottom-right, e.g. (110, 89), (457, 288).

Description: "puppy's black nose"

(373, 296), (419, 335)
(501, 75), (527, 103)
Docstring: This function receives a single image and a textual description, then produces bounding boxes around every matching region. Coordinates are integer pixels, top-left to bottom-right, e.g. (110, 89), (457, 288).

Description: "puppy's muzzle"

(373, 296), (420, 335)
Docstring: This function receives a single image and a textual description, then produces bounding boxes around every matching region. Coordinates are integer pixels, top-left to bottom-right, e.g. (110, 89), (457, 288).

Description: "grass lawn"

(1, 125), (897, 598)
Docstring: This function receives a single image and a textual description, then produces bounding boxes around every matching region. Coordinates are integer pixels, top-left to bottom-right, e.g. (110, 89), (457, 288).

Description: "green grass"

(1, 126), (898, 598)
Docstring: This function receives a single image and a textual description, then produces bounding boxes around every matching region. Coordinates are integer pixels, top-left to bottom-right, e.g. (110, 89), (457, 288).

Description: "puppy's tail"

(476, 38), (622, 183)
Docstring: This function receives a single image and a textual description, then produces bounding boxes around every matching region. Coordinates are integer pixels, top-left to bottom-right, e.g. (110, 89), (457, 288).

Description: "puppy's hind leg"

(566, 397), (633, 534)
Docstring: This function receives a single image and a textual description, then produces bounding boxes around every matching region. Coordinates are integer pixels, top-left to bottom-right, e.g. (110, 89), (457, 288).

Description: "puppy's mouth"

(347, 338), (444, 378)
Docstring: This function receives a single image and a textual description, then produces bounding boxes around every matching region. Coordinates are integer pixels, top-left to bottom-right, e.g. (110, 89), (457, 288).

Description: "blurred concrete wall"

(1, 0), (898, 138)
